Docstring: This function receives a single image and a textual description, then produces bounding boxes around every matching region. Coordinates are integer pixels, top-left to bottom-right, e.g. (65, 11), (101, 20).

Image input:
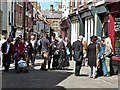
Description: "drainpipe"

(23, 2), (26, 42)
(68, 15), (72, 43)
(77, 11), (83, 36)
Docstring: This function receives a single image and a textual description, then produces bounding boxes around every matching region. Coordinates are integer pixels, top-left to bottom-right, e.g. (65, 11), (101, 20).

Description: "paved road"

(0, 55), (119, 89)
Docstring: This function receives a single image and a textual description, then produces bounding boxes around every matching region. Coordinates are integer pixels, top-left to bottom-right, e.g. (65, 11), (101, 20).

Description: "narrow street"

(1, 55), (118, 89)
(0, 0), (120, 90)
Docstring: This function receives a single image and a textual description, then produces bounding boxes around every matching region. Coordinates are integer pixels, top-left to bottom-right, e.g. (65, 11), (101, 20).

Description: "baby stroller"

(16, 55), (29, 73)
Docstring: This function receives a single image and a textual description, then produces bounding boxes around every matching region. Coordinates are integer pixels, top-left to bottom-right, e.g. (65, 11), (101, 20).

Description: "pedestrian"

(37, 37), (42, 55)
(40, 34), (50, 70)
(82, 37), (87, 66)
(72, 35), (83, 76)
(87, 36), (98, 78)
(98, 38), (107, 76)
(1, 37), (13, 72)
(64, 37), (71, 61)
(30, 35), (37, 66)
(47, 33), (58, 70)
(0, 35), (6, 47)
(25, 38), (33, 66)
(13, 37), (25, 70)
(104, 37), (112, 76)
(56, 35), (66, 69)
(0, 35), (6, 67)
(50, 33), (59, 70)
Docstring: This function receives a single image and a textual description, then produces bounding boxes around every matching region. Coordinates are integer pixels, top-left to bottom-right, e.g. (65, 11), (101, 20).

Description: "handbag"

(54, 50), (60, 55)
(62, 60), (70, 67)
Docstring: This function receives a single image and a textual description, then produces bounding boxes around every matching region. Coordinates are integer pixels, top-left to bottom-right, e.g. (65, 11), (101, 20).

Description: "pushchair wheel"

(23, 69), (29, 73)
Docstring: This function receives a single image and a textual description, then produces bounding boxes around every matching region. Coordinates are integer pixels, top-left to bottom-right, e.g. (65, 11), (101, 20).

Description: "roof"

(36, 11), (50, 25)
(41, 10), (62, 19)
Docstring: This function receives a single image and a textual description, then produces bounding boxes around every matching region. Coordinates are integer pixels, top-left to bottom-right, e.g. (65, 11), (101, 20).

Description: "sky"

(37, 0), (61, 10)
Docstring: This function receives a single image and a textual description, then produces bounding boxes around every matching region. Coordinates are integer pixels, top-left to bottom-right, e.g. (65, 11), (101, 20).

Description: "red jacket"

(13, 42), (25, 59)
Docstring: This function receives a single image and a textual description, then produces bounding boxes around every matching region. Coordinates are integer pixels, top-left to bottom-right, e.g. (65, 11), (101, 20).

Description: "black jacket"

(72, 40), (83, 61)
(1, 42), (13, 55)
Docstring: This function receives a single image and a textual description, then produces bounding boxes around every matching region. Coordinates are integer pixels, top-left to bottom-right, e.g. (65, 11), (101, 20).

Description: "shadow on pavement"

(2, 66), (73, 89)
(79, 74), (88, 77)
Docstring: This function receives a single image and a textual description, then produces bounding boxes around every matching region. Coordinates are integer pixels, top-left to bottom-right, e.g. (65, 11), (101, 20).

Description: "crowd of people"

(72, 35), (113, 78)
(0, 33), (113, 79)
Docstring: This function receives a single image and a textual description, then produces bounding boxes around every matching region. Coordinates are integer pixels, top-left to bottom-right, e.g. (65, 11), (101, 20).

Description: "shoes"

(104, 72), (110, 77)
(52, 67), (57, 70)
(106, 73), (110, 77)
(75, 74), (80, 76)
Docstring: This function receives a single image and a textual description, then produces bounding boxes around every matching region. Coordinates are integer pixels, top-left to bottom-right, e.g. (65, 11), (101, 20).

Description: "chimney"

(50, 5), (54, 12)
(58, 5), (61, 9)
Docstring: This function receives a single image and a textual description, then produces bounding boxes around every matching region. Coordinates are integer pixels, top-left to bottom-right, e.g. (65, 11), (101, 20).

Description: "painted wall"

(108, 14), (115, 52)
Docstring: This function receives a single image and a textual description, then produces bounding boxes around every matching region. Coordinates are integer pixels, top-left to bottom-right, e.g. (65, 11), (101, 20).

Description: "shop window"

(114, 17), (120, 56)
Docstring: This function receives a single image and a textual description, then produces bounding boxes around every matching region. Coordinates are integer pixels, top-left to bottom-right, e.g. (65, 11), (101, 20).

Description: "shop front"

(106, 2), (120, 74)
(69, 12), (80, 44)
(79, 8), (94, 45)
(106, 2), (120, 59)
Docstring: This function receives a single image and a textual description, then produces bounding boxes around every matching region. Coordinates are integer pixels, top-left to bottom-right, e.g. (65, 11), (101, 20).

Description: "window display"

(114, 18), (120, 56)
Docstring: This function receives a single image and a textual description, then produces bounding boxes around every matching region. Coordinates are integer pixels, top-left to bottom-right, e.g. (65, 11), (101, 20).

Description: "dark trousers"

(3, 54), (11, 71)
(52, 55), (59, 69)
(38, 46), (41, 54)
(75, 61), (82, 76)
(57, 51), (65, 69)
(31, 51), (36, 65)
(26, 53), (32, 66)
(48, 55), (52, 69)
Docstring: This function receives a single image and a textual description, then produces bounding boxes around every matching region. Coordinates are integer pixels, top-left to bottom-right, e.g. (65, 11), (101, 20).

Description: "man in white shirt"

(30, 35), (37, 65)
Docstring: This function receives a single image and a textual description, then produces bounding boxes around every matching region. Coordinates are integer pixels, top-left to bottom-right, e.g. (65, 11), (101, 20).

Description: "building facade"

(68, 0), (120, 61)
(41, 5), (62, 37)
(0, 1), (3, 39)
(1, 1), (11, 38)
(14, 1), (24, 38)
(105, 1), (120, 60)
(60, 0), (71, 40)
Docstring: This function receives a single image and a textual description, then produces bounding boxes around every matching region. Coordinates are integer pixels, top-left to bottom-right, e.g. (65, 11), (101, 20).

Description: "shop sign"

(81, 11), (91, 18)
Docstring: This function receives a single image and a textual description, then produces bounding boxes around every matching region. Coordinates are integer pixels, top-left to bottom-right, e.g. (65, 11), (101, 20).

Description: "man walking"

(30, 35), (37, 65)
(0, 36), (6, 67)
(40, 34), (50, 70)
(1, 37), (13, 72)
(72, 35), (83, 76)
